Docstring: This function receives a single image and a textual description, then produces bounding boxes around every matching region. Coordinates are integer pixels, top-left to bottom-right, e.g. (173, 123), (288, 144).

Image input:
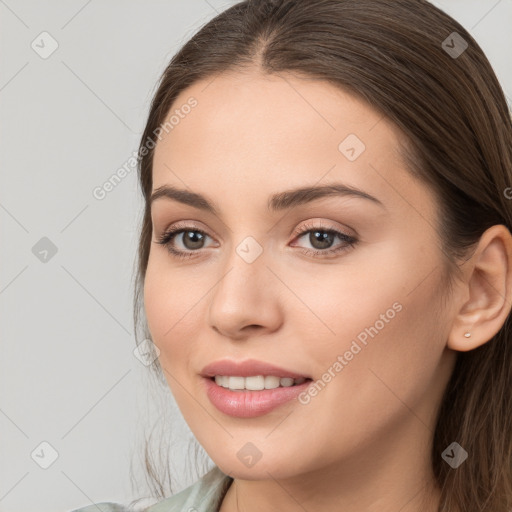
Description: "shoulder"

(69, 466), (233, 512)
(144, 465), (233, 512)
(70, 504), (126, 512)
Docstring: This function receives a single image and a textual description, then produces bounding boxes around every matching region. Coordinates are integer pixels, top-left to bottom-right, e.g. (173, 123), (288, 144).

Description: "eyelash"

(155, 221), (358, 260)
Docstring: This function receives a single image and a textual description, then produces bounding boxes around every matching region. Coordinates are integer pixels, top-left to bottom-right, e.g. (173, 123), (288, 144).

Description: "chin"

(213, 454), (298, 481)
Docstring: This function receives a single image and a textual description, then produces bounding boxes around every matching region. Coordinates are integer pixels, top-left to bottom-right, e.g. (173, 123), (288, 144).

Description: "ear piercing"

(464, 332), (471, 338)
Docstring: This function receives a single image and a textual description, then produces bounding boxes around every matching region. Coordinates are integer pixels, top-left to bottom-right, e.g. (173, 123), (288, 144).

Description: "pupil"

(184, 231), (204, 249)
(311, 230), (333, 249)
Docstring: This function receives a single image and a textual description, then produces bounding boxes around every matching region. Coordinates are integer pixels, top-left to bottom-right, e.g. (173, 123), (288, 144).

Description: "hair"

(130, 0), (512, 510)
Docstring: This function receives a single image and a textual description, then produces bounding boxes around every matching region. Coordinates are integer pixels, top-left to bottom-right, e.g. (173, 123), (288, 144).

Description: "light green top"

(70, 466), (234, 512)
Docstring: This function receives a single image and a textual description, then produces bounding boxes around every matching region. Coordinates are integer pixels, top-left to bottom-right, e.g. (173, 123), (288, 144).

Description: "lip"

(202, 377), (312, 418)
(200, 358), (310, 379)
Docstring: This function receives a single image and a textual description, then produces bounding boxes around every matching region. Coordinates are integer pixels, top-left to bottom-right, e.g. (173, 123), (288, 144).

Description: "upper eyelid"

(161, 221), (353, 244)
(159, 219), (350, 234)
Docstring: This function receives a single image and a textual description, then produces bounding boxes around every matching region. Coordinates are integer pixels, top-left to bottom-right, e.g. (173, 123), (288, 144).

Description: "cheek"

(143, 259), (193, 359)
(307, 271), (448, 439)
(295, 252), (448, 405)
(143, 262), (169, 344)
(143, 261), (215, 423)
(286, 260), (404, 362)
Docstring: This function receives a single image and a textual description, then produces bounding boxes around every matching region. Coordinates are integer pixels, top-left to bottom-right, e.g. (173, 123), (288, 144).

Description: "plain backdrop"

(1, 1), (511, 511)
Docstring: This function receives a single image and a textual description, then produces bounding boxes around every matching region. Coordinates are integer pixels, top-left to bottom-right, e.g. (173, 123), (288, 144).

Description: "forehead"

(154, 70), (396, 161)
(151, 70), (435, 223)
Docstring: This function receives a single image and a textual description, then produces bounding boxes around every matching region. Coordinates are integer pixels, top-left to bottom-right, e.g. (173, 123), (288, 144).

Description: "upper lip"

(200, 358), (311, 379)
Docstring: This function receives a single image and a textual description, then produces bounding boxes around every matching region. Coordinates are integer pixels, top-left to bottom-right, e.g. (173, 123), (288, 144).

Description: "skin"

(144, 69), (512, 512)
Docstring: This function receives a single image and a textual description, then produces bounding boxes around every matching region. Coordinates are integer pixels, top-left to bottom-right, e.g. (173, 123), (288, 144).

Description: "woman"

(72, 0), (512, 510)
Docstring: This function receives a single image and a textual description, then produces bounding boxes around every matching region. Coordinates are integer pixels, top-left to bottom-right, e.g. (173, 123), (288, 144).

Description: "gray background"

(1, 1), (511, 511)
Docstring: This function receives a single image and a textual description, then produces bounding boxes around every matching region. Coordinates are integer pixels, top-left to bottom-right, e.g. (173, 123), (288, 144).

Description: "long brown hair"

(131, 1), (512, 510)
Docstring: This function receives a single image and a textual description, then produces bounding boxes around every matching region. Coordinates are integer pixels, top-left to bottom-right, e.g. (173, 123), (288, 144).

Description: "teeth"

(213, 375), (307, 391)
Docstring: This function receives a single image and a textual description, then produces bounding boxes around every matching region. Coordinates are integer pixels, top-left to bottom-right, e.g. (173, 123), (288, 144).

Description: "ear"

(447, 224), (512, 352)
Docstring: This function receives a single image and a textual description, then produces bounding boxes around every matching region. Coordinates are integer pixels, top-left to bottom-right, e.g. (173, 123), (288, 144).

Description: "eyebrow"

(149, 183), (385, 214)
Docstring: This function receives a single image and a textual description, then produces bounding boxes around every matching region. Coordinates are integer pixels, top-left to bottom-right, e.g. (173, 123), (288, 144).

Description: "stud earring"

(464, 332), (471, 338)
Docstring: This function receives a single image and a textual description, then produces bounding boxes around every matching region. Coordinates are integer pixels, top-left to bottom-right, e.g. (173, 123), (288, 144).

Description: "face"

(144, 70), (457, 481)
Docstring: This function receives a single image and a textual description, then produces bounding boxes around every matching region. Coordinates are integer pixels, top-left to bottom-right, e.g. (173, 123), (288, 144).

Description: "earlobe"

(447, 224), (512, 353)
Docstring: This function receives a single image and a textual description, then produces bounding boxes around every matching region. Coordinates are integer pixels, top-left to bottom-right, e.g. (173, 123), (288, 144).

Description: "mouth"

(202, 374), (314, 418)
(200, 358), (311, 381)
(208, 375), (313, 391)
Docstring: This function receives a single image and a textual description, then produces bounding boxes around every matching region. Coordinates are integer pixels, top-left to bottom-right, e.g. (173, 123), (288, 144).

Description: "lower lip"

(202, 377), (312, 418)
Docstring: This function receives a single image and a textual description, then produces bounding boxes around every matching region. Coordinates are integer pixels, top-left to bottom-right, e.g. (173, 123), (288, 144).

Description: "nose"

(207, 247), (284, 340)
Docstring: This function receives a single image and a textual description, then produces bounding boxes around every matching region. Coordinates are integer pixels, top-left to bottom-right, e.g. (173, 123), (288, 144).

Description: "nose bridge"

(219, 207), (270, 270)
(234, 233), (266, 266)
(216, 232), (268, 297)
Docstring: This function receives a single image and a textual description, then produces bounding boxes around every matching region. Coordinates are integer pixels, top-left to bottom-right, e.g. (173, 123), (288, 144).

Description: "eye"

(155, 220), (358, 260)
(155, 222), (214, 260)
(290, 220), (357, 258)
